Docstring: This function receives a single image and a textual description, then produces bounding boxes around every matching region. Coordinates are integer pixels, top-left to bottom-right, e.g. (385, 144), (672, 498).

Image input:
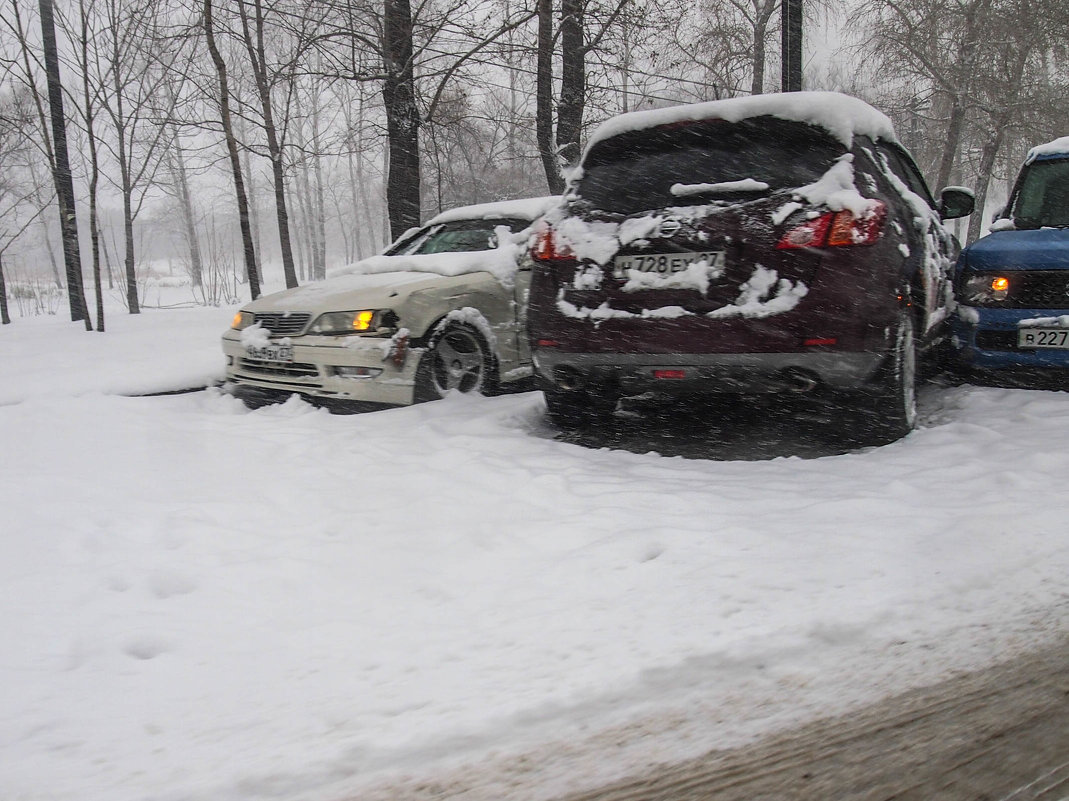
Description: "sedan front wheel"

(414, 323), (493, 402)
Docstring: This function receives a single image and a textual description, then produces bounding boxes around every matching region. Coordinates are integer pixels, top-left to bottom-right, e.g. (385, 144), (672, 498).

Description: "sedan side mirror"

(938, 186), (975, 220)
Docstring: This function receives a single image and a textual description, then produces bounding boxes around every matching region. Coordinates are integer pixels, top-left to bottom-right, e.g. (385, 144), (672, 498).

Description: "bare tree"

(31, 0), (90, 325)
(537, 0), (631, 192)
(0, 84), (53, 324)
(204, 0), (261, 299)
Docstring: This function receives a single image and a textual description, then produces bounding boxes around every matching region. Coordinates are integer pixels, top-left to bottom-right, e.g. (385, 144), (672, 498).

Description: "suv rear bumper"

(532, 349), (884, 395)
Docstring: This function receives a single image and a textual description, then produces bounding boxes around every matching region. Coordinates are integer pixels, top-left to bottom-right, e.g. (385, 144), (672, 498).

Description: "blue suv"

(952, 137), (1069, 375)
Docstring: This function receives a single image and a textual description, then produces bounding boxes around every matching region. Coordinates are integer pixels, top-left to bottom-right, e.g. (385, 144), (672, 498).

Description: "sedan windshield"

(388, 219), (528, 255)
(1012, 157), (1069, 228)
(577, 116), (845, 215)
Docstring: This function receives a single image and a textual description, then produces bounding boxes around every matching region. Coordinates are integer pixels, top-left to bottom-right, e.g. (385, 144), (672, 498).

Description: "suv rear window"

(1012, 157), (1069, 228)
(576, 116), (845, 215)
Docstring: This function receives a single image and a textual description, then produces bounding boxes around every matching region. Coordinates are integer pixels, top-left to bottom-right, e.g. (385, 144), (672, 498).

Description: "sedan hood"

(243, 271), (446, 314)
(962, 228), (1069, 272)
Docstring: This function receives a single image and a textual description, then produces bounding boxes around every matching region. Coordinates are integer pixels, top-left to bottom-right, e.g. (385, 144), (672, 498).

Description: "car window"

(875, 143), (936, 208)
(387, 218), (528, 255)
(1012, 158), (1069, 228)
(576, 116), (844, 215)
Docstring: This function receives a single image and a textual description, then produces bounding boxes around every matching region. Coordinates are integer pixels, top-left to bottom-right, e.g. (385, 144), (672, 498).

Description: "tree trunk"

(171, 131), (203, 289)
(0, 255), (10, 325)
(935, 97), (965, 192)
(966, 130), (1005, 244)
(383, 0), (421, 238)
(204, 0), (260, 300)
(310, 91), (328, 280)
(235, 118), (262, 267)
(780, 0), (802, 92)
(39, 0), (89, 326)
(751, 2), (775, 95)
(556, 0), (585, 169)
(239, 0), (299, 289)
(78, 0), (104, 331)
(536, 0), (563, 194)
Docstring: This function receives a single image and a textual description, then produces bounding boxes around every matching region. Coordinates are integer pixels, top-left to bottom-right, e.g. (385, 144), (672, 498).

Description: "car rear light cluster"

(776, 202), (887, 250)
(530, 223), (575, 261)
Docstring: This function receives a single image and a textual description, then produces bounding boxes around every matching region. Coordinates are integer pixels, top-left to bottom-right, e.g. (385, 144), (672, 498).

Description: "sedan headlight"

(961, 274), (1011, 305)
(308, 309), (393, 335)
(231, 310), (256, 330)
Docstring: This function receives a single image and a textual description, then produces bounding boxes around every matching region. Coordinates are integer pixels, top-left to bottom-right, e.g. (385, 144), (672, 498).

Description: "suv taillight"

(776, 201), (887, 249)
(531, 223), (575, 261)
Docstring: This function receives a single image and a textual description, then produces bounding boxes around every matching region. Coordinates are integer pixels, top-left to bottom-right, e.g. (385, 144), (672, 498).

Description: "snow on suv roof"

(1025, 136), (1069, 164)
(583, 91), (898, 154)
(425, 196), (560, 226)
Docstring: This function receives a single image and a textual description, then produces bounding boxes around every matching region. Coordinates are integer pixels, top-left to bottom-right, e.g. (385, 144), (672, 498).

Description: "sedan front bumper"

(221, 332), (421, 406)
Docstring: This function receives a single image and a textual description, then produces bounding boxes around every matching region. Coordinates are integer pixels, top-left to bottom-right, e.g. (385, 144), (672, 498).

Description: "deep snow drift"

(1, 306), (1067, 801)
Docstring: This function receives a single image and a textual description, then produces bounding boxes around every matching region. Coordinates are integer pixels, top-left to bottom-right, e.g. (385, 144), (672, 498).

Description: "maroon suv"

(526, 92), (974, 441)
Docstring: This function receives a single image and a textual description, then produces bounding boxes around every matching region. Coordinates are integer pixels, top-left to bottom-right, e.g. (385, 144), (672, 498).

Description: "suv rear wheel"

(864, 310), (918, 443)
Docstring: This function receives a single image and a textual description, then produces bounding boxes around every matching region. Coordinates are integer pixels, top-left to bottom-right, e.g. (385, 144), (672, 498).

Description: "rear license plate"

(612, 250), (725, 279)
(1018, 328), (1069, 349)
(245, 343), (295, 362)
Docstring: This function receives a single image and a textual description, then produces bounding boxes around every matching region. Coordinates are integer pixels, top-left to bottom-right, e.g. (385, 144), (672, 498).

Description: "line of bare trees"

(0, 0), (1066, 328)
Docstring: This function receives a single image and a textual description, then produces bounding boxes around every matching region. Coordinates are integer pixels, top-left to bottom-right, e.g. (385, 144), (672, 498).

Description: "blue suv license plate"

(1018, 328), (1069, 349)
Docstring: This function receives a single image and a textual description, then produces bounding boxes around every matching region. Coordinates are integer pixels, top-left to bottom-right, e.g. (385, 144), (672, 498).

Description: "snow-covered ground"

(2, 302), (1068, 801)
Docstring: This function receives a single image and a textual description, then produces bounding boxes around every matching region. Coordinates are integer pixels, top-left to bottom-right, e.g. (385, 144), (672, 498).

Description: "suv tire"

(865, 310), (918, 443)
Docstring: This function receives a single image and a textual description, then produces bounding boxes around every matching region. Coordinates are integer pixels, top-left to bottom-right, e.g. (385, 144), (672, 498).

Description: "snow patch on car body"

(424, 196), (560, 226)
(555, 296), (691, 322)
(794, 155), (878, 217)
(706, 266), (809, 319)
(1019, 314), (1069, 328)
(434, 307), (499, 350)
(239, 324), (271, 348)
(583, 91), (897, 155)
(1024, 136), (1069, 164)
(670, 179), (770, 197)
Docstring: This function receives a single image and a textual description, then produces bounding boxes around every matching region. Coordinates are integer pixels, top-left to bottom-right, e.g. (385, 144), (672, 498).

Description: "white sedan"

(221, 197), (557, 408)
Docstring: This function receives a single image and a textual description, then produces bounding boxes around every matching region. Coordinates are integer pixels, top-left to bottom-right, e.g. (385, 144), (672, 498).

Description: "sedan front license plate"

(612, 250), (725, 280)
(245, 343), (295, 362)
(1018, 328), (1069, 349)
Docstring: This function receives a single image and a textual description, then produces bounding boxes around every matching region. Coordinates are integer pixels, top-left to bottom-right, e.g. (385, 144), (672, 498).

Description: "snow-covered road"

(1, 309), (1068, 801)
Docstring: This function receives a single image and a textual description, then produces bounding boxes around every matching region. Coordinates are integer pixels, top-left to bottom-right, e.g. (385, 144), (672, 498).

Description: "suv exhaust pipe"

(554, 366), (586, 391)
(781, 367), (820, 394)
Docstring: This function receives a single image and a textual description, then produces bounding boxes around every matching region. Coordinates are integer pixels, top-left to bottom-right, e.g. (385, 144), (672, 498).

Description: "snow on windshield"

(329, 198), (562, 286)
(332, 227), (526, 285)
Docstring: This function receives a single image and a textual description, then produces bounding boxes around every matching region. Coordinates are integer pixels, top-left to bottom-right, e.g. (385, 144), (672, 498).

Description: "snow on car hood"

(242, 271), (443, 314)
(583, 91), (897, 155)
